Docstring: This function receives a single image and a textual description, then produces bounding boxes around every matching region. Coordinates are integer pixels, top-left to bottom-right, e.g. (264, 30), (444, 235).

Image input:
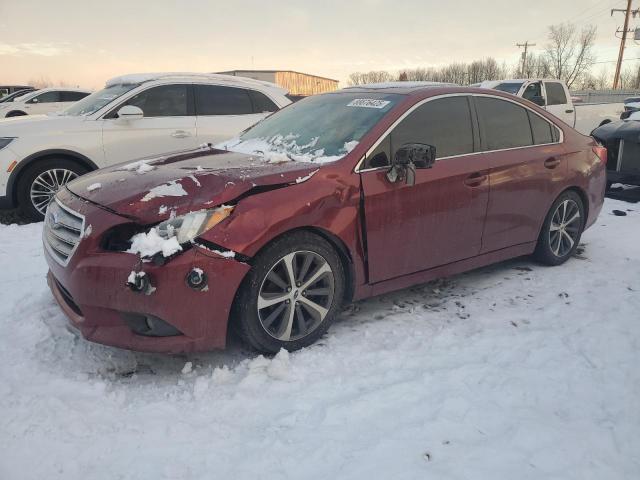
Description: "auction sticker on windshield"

(347, 99), (391, 109)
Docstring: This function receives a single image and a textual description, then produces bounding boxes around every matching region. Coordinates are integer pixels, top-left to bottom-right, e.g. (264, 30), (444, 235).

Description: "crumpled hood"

(66, 147), (323, 223)
(592, 119), (640, 143)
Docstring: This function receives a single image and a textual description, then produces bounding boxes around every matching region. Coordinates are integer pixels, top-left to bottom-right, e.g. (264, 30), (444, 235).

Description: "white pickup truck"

(478, 79), (623, 135)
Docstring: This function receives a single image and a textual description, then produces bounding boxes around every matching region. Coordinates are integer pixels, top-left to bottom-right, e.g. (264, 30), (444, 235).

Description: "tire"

(533, 190), (585, 266)
(17, 158), (89, 221)
(6, 111), (27, 117)
(233, 231), (345, 353)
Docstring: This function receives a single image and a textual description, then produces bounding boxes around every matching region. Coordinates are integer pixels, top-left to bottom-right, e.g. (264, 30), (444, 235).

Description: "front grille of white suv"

(43, 199), (85, 266)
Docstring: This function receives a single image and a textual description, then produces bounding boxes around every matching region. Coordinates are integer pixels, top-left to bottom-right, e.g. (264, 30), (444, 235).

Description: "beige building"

(218, 70), (338, 96)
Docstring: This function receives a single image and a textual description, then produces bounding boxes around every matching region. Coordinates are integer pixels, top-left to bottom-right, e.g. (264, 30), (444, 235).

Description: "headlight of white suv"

(0, 137), (15, 150)
(156, 205), (234, 244)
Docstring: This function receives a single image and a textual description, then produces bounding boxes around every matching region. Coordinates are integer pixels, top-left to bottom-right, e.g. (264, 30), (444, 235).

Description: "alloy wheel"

(30, 168), (78, 215)
(549, 199), (581, 257)
(257, 250), (335, 341)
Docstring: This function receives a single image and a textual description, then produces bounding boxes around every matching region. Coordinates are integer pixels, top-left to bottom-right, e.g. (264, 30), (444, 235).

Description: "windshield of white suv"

(493, 82), (524, 95)
(218, 92), (401, 164)
(61, 84), (139, 116)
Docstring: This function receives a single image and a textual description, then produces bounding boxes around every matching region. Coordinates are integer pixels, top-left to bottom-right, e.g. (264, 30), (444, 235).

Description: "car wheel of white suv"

(17, 158), (89, 221)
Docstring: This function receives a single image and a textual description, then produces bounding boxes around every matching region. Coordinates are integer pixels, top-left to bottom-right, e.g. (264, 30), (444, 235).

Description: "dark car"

(43, 84), (607, 354)
(592, 117), (640, 187)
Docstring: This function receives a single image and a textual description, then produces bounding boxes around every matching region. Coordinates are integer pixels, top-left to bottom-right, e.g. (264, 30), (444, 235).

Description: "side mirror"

(28, 98), (39, 104)
(387, 143), (436, 185)
(116, 105), (143, 121)
(531, 95), (546, 107)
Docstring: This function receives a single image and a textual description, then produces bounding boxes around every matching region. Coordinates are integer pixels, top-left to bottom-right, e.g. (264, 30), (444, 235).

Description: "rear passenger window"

(195, 85), (253, 115)
(60, 91), (89, 102)
(528, 111), (553, 145)
(476, 97), (532, 150)
(248, 90), (278, 113)
(391, 96), (475, 160)
(545, 82), (567, 106)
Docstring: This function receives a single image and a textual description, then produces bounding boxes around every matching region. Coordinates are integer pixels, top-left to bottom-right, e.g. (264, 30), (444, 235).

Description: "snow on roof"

(105, 72), (288, 95)
(344, 81), (458, 90)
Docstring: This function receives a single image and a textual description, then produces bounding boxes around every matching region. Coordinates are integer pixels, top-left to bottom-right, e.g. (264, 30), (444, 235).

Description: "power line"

(612, 0), (639, 87)
(516, 41), (536, 74)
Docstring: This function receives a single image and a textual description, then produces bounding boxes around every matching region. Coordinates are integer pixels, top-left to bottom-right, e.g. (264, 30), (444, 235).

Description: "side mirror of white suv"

(117, 105), (143, 122)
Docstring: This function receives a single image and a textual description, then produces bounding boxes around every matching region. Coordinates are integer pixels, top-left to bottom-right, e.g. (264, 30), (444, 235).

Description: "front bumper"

(44, 188), (251, 354)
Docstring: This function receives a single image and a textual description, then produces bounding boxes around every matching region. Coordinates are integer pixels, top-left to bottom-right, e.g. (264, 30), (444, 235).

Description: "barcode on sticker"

(347, 99), (391, 109)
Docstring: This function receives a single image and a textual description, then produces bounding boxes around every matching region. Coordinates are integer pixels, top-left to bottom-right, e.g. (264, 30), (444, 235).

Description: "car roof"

(337, 84), (498, 97)
(104, 72), (289, 96)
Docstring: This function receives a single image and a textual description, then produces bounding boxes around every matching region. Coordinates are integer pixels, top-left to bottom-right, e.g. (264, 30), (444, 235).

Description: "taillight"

(592, 145), (607, 164)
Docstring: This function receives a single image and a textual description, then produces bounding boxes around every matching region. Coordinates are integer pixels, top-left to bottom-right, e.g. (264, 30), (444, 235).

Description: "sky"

(0, 0), (638, 90)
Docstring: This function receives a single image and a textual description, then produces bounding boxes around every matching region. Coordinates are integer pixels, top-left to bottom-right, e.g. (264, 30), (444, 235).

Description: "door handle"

(565, 109), (574, 113)
(544, 157), (561, 169)
(171, 130), (191, 138)
(464, 172), (487, 187)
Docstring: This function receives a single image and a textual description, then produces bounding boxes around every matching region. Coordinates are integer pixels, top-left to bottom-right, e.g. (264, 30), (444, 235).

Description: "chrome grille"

(43, 199), (85, 266)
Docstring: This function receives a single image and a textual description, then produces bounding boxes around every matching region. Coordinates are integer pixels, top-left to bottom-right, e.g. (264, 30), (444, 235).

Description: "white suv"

(0, 73), (291, 220)
(0, 87), (92, 118)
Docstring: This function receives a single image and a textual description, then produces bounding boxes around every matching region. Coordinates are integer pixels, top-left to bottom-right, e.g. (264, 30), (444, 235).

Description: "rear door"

(360, 95), (490, 283)
(543, 81), (575, 126)
(475, 95), (566, 252)
(194, 85), (277, 144)
(101, 84), (198, 164)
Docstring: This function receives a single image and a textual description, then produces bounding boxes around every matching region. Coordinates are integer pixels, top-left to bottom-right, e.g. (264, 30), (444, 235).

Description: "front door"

(361, 95), (490, 283)
(101, 84), (198, 164)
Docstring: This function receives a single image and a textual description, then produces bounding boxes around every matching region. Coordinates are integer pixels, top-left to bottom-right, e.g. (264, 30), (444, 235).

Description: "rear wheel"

(534, 190), (585, 266)
(233, 231), (345, 353)
(6, 111), (27, 117)
(17, 158), (89, 221)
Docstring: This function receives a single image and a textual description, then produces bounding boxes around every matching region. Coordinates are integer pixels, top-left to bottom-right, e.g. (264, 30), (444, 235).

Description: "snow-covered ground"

(1, 198), (638, 480)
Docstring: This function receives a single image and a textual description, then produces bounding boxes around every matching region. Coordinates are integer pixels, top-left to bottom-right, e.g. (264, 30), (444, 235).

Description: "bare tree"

(544, 22), (597, 88)
(348, 71), (394, 86)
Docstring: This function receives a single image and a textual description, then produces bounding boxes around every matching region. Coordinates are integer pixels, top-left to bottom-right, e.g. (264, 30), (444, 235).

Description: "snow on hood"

(65, 147), (324, 223)
(217, 135), (359, 165)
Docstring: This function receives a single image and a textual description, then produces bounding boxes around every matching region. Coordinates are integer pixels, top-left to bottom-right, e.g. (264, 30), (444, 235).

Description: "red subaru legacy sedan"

(43, 84), (606, 354)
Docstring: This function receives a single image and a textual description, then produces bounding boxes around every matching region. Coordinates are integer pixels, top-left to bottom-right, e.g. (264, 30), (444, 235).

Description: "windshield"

(61, 83), (139, 116)
(494, 82), (524, 95)
(218, 92), (401, 164)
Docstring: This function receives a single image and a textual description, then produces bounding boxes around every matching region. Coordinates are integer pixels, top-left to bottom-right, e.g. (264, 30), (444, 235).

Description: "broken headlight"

(156, 205), (234, 244)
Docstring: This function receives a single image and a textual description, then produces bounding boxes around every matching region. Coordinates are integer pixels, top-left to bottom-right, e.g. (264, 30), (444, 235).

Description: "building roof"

(218, 70), (339, 83)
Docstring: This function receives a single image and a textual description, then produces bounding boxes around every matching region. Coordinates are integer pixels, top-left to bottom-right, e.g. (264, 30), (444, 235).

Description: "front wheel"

(17, 158), (89, 221)
(533, 191), (585, 266)
(233, 231), (345, 353)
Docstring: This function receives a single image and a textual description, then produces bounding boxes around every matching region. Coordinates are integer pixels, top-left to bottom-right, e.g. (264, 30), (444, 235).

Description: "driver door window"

(522, 82), (541, 101)
(365, 96), (475, 169)
(101, 84), (197, 164)
(119, 84), (190, 117)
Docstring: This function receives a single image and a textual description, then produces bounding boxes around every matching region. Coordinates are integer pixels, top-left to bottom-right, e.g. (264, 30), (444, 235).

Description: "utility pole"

(516, 41), (536, 76)
(612, 0), (639, 89)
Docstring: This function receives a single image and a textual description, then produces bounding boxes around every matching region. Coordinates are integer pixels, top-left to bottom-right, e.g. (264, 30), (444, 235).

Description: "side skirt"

(352, 241), (537, 300)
